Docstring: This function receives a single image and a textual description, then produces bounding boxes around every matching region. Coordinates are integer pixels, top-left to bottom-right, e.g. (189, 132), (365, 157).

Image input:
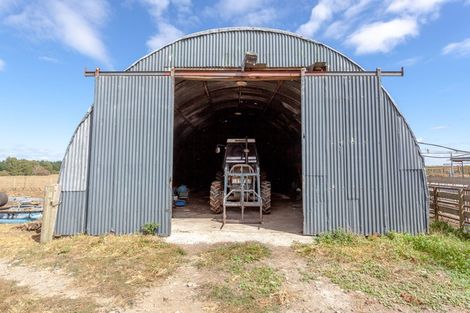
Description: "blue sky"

(0, 0), (469, 164)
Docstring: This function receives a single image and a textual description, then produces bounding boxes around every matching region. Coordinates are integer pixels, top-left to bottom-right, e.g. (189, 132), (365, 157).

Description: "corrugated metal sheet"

(87, 76), (174, 235)
(56, 109), (92, 235)
(59, 108), (92, 191)
(56, 191), (88, 234)
(302, 76), (427, 235)
(129, 28), (359, 72)
(56, 27), (427, 236)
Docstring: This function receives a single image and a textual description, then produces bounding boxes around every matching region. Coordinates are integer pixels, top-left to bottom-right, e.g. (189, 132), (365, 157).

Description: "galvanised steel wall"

(56, 109), (92, 235)
(87, 76), (174, 235)
(128, 28), (359, 72)
(302, 76), (427, 235)
(57, 27), (427, 236)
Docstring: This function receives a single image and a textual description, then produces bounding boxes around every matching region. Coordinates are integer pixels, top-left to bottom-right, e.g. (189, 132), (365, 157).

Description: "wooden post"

(40, 184), (61, 244)
(433, 187), (438, 221)
(458, 189), (464, 229)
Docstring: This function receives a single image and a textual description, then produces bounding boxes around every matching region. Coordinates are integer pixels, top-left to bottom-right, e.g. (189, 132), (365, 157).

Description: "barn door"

(302, 75), (386, 235)
(87, 75), (174, 235)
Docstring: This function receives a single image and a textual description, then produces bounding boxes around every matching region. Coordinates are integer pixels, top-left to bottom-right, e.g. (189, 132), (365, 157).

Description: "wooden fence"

(428, 184), (470, 229)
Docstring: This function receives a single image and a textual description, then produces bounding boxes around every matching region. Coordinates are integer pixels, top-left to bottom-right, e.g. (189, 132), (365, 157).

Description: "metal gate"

(86, 75), (174, 235)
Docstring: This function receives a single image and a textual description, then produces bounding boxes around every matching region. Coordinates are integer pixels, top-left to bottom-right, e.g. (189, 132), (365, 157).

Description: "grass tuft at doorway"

(293, 223), (470, 310)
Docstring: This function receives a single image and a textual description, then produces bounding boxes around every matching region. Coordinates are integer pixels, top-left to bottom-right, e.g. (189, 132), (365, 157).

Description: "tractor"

(209, 139), (271, 223)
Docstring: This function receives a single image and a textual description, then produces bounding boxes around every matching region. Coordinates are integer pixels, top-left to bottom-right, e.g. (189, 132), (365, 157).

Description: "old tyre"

(209, 180), (223, 214)
(261, 181), (271, 214)
(0, 192), (8, 207)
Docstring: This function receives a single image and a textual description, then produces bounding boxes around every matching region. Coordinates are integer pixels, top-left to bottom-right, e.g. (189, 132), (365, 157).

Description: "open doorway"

(172, 76), (303, 235)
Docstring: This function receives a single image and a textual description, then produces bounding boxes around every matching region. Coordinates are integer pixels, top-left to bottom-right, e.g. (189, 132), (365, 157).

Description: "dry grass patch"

(293, 224), (470, 311)
(0, 278), (98, 313)
(0, 174), (58, 197)
(0, 225), (185, 306)
(198, 242), (286, 313)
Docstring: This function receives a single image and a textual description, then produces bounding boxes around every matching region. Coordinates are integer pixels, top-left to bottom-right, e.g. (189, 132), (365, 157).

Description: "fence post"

(458, 189), (464, 229)
(433, 187), (438, 221)
(40, 184), (61, 244)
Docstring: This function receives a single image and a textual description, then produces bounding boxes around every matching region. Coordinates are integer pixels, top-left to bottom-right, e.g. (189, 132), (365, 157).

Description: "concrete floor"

(166, 193), (312, 246)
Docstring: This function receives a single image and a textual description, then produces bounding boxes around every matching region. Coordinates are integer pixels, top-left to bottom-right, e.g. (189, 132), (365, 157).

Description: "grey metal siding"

(57, 27), (427, 236)
(302, 76), (427, 235)
(87, 76), (174, 235)
(56, 109), (92, 235)
(128, 28), (359, 72)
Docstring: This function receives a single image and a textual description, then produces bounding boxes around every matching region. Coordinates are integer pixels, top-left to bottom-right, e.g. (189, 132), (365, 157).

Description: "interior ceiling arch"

(173, 78), (301, 145)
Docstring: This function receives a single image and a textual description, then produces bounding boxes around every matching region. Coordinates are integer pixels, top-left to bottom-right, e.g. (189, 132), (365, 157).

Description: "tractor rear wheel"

(261, 181), (271, 214)
(210, 180), (223, 214)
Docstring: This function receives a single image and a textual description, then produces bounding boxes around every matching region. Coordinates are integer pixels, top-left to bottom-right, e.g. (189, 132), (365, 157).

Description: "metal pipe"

(85, 68), (404, 79)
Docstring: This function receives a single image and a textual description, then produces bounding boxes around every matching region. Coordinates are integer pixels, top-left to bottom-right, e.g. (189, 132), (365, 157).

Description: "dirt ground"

(0, 243), (435, 313)
(1, 224), (467, 313)
(1, 191), (467, 312)
(169, 193), (312, 246)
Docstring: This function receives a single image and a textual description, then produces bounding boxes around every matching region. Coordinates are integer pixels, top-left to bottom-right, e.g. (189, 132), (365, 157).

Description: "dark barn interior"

(172, 78), (302, 197)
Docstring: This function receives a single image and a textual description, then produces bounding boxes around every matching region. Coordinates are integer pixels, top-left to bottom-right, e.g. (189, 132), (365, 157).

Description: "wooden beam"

(40, 184), (61, 244)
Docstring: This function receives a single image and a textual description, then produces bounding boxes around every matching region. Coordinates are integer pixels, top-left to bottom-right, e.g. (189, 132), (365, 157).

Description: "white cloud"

(442, 38), (470, 57)
(205, 0), (276, 26)
(0, 0), (20, 14)
(347, 18), (418, 54)
(143, 0), (170, 19)
(38, 56), (60, 63)
(387, 0), (447, 16)
(398, 56), (422, 67)
(213, 0), (266, 18)
(298, 0), (454, 54)
(431, 125), (448, 130)
(141, 0), (192, 51)
(243, 8), (277, 26)
(4, 0), (111, 66)
(297, 0), (351, 37)
(147, 21), (184, 50)
(0, 58), (5, 71)
(171, 0), (191, 14)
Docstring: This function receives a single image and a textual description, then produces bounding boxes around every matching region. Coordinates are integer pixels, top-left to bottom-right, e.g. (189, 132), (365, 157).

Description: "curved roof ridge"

(126, 27), (364, 72)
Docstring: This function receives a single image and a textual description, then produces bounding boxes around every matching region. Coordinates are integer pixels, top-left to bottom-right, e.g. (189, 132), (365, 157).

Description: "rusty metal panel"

(86, 76), (174, 235)
(302, 75), (427, 235)
(55, 109), (92, 235)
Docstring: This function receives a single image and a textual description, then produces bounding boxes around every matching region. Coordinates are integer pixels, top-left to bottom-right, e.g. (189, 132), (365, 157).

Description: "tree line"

(0, 157), (61, 176)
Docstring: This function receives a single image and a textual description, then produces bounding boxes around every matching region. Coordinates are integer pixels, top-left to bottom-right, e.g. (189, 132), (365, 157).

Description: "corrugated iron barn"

(56, 27), (428, 236)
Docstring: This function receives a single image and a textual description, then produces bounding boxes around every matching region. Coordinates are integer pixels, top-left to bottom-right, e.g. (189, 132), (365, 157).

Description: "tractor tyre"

(210, 180), (223, 214)
(261, 181), (271, 214)
(215, 171), (223, 181)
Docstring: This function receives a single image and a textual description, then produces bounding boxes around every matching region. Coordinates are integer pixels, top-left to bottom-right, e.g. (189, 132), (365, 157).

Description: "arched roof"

(121, 27), (422, 168)
(62, 27), (424, 168)
(127, 27), (362, 72)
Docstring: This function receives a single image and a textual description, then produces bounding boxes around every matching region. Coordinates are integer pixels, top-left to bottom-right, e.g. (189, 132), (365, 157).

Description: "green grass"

(293, 222), (470, 310)
(198, 243), (285, 313)
(197, 242), (270, 273)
